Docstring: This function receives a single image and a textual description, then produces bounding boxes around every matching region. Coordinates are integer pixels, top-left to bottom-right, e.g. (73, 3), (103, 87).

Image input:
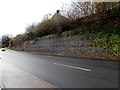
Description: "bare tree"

(42, 13), (53, 21)
(61, 2), (119, 20)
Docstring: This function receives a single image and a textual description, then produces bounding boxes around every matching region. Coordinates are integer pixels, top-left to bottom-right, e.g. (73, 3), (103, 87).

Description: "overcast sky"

(0, 0), (72, 37)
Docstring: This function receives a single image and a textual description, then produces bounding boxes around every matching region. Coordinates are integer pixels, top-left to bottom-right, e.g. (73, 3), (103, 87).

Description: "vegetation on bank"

(36, 23), (120, 56)
(1, 2), (120, 56)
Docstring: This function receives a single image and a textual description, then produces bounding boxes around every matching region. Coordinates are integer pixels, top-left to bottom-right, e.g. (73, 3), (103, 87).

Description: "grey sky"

(0, 0), (71, 38)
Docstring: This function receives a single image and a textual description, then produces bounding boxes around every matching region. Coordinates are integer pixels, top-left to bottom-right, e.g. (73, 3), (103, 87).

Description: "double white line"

(54, 63), (92, 72)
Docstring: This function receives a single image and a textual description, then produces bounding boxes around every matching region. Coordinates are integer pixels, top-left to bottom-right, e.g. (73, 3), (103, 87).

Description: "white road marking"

(54, 63), (92, 72)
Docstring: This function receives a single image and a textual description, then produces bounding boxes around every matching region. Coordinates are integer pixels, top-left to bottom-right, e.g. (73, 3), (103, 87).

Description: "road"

(0, 50), (119, 88)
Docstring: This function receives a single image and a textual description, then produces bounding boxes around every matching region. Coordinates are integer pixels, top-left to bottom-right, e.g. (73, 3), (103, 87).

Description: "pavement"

(0, 60), (57, 89)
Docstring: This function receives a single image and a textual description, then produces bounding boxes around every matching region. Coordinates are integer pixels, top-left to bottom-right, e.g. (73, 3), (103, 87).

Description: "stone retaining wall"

(15, 35), (114, 58)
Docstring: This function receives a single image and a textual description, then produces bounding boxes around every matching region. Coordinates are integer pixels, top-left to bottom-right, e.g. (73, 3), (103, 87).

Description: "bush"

(92, 32), (120, 56)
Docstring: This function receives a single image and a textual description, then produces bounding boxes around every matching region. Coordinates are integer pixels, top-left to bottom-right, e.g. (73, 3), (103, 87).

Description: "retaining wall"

(14, 35), (115, 58)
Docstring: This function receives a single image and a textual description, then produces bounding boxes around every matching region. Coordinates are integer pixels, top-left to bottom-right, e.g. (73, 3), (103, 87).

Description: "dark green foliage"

(91, 32), (120, 56)
(2, 35), (11, 48)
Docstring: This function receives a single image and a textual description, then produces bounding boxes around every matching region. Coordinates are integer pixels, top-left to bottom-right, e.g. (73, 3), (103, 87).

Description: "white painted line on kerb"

(54, 63), (92, 72)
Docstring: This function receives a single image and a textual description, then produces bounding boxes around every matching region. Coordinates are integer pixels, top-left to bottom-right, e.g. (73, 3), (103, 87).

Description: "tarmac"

(0, 59), (57, 89)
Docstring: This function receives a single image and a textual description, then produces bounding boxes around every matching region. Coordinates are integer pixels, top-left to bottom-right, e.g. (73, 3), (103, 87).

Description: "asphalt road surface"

(0, 50), (119, 88)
